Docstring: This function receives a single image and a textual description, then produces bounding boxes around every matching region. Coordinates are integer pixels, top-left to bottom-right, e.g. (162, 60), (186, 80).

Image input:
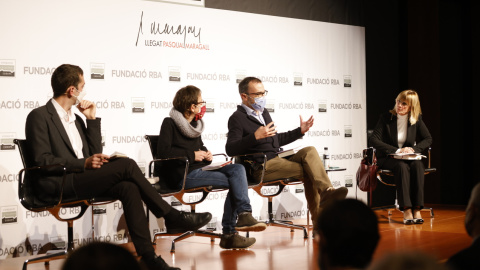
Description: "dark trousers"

(67, 158), (172, 257)
(380, 158), (425, 210)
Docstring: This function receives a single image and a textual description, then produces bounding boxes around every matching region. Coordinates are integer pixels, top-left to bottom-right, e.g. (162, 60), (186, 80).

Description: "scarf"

(169, 108), (204, 138)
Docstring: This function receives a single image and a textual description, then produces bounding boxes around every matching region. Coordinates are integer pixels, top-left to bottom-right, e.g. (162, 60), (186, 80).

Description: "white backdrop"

(0, 0), (367, 259)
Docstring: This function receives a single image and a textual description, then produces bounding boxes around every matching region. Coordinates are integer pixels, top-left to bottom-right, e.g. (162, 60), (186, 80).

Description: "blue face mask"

(250, 96), (266, 112)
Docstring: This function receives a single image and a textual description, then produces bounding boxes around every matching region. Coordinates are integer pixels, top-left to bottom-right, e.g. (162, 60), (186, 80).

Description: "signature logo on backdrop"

(1, 206), (17, 224)
(344, 175), (353, 187)
(90, 63), (105, 80)
(344, 75), (352, 87)
(0, 60), (15, 77)
(266, 100), (275, 113)
(293, 73), (303, 86)
(169, 66), (181, 82)
(0, 133), (15, 151)
(318, 100), (327, 113)
(344, 125), (353, 138)
(135, 11), (209, 50)
(132, 97), (145, 113)
(236, 70), (246, 83)
(101, 130), (106, 147)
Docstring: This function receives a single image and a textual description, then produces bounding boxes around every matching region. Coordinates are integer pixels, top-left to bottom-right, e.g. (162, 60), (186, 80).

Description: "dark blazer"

(25, 99), (102, 201)
(447, 237), (480, 270)
(369, 112), (432, 167)
(226, 105), (303, 163)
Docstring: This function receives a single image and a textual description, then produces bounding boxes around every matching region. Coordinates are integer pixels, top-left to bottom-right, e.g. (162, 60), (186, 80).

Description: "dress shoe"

(403, 219), (414, 225)
(414, 218), (424, 224)
(141, 255), (180, 270)
(320, 187), (348, 205)
(165, 211), (212, 234)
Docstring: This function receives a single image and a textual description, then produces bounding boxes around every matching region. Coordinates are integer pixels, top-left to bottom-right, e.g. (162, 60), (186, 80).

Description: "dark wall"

(205, 0), (479, 205)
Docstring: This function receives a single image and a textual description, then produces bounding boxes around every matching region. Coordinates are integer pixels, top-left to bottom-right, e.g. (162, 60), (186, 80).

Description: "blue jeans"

(186, 164), (251, 234)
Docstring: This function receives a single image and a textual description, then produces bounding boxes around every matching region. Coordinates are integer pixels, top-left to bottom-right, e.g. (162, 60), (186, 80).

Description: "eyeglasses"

(195, 101), (206, 106)
(246, 90), (268, 98)
(396, 100), (409, 106)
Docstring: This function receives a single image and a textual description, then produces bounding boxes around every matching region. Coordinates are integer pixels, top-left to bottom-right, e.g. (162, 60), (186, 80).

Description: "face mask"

(250, 96), (266, 112)
(73, 88), (87, 105)
(194, 105), (206, 121)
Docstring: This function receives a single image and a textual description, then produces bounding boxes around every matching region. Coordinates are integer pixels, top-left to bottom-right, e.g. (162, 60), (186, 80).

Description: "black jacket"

(226, 105), (303, 163)
(156, 117), (211, 188)
(369, 112), (432, 167)
(25, 99), (102, 202)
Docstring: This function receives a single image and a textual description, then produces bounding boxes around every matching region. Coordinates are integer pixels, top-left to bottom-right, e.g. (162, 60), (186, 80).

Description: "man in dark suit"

(447, 183), (480, 270)
(225, 77), (348, 230)
(25, 64), (211, 270)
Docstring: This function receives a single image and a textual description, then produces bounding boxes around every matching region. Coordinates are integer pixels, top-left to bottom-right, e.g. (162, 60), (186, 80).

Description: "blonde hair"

(390, 90), (422, 125)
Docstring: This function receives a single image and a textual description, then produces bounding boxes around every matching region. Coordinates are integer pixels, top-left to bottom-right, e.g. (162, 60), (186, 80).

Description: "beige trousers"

(253, 146), (332, 226)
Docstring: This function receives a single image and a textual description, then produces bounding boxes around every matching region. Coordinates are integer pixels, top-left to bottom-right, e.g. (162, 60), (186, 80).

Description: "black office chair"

(233, 154), (309, 239)
(14, 139), (115, 270)
(365, 130), (436, 218)
(144, 135), (225, 252)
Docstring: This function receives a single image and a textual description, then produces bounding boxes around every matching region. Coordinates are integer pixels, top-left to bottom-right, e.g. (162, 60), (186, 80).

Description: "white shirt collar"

(242, 103), (259, 116)
(241, 103), (265, 125)
(51, 98), (75, 123)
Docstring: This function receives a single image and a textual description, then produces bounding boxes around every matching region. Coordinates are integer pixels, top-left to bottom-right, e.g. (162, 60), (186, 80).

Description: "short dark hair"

(51, 64), (84, 98)
(61, 242), (142, 270)
(317, 199), (380, 269)
(238, 77), (262, 94)
(173, 85), (201, 114)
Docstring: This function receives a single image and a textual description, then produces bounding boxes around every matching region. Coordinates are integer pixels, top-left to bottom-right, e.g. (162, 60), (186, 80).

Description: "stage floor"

(0, 205), (471, 270)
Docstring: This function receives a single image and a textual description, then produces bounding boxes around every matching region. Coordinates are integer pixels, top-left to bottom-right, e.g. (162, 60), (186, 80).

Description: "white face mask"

(73, 88), (87, 105)
(250, 96), (266, 112)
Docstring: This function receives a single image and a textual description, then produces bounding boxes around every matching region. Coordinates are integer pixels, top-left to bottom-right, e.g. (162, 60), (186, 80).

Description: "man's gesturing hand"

(255, 122), (277, 140)
(300, 115), (314, 134)
(85, 153), (110, 169)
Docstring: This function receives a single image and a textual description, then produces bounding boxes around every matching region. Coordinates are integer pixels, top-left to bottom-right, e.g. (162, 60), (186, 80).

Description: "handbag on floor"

(356, 147), (378, 192)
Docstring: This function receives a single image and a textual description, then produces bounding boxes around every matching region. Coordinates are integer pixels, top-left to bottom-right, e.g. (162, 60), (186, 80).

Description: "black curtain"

(205, 0), (479, 205)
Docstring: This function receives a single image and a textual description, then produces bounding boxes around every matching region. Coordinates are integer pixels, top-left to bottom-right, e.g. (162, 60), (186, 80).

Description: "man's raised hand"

(255, 122), (277, 140)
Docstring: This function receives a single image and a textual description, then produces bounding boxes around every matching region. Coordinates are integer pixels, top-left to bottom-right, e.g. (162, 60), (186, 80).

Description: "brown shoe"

(320, 187), (348, 205)
(220, 233), (256, 249)
(235, 212), (267, 232)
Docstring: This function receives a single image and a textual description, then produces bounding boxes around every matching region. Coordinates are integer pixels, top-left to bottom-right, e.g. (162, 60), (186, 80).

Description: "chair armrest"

(148, 156), (189, 192)
(213, 153), (228, 161)
(18, 163), (67, 210)
(230, 152), (267, 187)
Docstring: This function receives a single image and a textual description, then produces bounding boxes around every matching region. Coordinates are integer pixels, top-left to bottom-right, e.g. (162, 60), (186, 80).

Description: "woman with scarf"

(157, 85), (266, 249)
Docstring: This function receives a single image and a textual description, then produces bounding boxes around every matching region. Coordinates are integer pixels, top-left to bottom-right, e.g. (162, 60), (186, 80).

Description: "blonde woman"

(369, 90), (432, 224)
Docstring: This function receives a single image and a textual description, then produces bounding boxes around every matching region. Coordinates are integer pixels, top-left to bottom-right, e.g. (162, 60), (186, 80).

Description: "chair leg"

(307, 209), (310, 230)
(91, 206), (95, 241)
(265, 198), (308, 238)
(421, 207), (434, 218)
(67, 220), (74, 252)
(153, 229), (222, 252)
(170, 231), (195, 252)
(371, 205), (398, 216)
(22, 251), (67, 270)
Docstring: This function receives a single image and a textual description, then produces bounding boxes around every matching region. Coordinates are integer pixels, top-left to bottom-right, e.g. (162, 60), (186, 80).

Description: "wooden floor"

(0, 205), (471, 270)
